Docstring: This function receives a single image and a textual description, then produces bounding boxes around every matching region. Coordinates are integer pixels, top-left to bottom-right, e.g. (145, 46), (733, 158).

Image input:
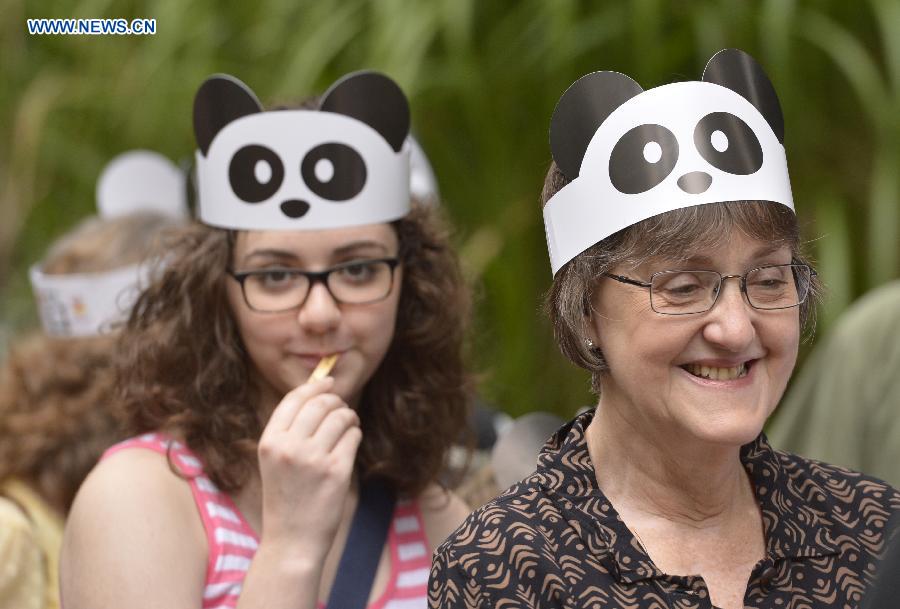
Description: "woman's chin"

(680, 411), (768, 449)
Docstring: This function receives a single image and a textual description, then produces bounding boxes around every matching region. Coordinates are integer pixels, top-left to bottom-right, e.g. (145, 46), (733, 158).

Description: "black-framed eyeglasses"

(228, 258), (400, 313)
(604, 263), (816, 316)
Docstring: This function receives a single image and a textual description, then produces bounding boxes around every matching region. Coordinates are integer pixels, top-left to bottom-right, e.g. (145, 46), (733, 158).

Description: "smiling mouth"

(681, 361), (751, 381)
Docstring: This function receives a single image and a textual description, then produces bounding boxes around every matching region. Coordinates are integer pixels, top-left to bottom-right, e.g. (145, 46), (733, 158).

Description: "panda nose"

(280, 199), (310, 218)
(677, 171), (712, 194)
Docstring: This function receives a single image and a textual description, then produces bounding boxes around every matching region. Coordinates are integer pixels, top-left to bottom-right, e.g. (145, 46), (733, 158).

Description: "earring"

(585, 338), (595, 349)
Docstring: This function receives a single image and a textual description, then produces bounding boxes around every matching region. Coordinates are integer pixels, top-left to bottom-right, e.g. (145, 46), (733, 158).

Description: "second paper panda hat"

(543, 49), (794, 275)
(29, 151), (188, 337)
(193, 71), (412, 231)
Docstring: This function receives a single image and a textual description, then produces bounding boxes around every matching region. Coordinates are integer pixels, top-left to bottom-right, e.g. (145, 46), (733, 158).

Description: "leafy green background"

(2, 0), (898, 418)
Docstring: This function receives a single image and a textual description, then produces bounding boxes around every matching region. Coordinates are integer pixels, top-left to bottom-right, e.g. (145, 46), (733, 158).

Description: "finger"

(286, 393), (348, 438)
(265, 377), (334, 432)
(330, 425), (363, 472)
(309, 407), (360, 454)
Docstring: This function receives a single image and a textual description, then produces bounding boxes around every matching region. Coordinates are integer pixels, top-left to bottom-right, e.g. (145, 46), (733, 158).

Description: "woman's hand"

(256, 376), (362, 563)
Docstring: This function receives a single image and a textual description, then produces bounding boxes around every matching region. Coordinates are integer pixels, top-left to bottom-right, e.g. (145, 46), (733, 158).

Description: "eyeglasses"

(604, 263), (816, 316)
(228, 258), (399, 313)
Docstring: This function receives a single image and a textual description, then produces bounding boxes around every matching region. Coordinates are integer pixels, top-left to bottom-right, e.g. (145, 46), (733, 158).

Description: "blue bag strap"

(325, 478), (396, 609)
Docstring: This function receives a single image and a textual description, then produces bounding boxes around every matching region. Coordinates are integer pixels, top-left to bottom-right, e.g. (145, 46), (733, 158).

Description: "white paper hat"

(543, 49), (794, 275)
(408, 135), (439, 203)
(96, 150), (189, 219)
(29, 263), (152, 337)
(30, 150), (187, 337)
(194, 71), (412, 231)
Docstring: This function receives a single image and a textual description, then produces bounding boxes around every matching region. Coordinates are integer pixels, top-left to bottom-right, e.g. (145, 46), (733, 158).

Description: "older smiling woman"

(429, 49), (900, 609)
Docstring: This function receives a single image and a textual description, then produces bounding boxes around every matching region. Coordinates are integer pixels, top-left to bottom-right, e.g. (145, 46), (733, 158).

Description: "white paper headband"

(194, 71), (412, 231)
(30, 150), (187, 337)
(29, 263), (150, 337)
(544, 49), (794, 275)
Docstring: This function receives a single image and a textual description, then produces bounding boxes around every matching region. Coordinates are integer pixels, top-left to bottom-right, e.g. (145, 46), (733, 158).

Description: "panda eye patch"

(694, 112), (763, 175)
(301, 143), (367, 201)
(609, 124), (679, 194)
(229, 145), (284, 204)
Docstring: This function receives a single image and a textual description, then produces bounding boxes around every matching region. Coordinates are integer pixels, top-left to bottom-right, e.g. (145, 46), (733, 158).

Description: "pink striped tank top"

(102, 433), (431, 609)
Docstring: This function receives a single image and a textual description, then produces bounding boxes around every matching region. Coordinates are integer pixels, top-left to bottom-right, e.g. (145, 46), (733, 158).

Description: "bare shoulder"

(416, 483), (472, 551)
(61, 447), (207, 608)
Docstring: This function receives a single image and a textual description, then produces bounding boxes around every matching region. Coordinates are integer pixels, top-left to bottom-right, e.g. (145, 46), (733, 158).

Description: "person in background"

(0, 150), (186, 609)
(768, 279), (900, 486)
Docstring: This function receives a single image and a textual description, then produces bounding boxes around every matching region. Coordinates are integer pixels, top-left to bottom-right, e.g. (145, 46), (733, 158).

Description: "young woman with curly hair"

(0, 209), (179, 609)
(61, 72), (473, 609)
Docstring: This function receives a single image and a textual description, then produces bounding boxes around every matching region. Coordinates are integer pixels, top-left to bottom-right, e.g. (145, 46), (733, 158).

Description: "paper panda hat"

(194, 71), (412, 230)
(543, 48), (794, 275)
(30, 150), (187, 337)
(408, 135), (440, 204)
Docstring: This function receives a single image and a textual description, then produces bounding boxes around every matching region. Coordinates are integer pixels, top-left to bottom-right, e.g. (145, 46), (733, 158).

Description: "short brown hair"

(116, 202), (472, 497)
(541, 162), (822, 394)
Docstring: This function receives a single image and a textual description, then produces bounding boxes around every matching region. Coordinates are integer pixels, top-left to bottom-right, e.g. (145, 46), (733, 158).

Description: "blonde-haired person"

(431, 49), (900, 609)
(0, 204), (182, 609)
(61, 72), (472, 609)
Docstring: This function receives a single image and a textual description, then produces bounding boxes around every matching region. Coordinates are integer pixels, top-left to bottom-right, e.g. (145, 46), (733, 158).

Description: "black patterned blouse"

(430, 410), (900, 608)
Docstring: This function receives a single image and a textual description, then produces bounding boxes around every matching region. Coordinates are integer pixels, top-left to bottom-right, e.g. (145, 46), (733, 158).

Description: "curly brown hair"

(116, 201), (472, 497)
(0, 212), (179, 513)
(0, 333), (119, 513)
(540, 162), (823, 395)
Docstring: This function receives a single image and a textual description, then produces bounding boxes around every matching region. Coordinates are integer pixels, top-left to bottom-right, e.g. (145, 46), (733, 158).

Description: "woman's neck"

(586, 400), (756, 528)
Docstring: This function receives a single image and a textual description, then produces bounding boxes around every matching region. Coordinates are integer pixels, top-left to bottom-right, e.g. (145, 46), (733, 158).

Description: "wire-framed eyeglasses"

(228, 258), (400, 313)
(603, 263), (816, 316)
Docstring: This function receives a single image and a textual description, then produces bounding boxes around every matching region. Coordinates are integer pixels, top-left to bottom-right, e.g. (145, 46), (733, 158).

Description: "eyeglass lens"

(242, 260), (394, 311)
(649, 265), (811, 314)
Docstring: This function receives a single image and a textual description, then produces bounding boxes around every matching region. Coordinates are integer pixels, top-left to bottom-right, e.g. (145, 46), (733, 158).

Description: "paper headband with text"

(29, 264), (153, 337)
(194, 71), (412, 231)
(30, 150), (188, 337)
(543, 48), (795, 275)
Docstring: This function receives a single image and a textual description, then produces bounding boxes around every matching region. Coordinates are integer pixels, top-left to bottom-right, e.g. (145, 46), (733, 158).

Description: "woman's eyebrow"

(242, 249), (301, 264)
(669, 243), (789, 266)
(332, 241), (390, 257)
(749, 242), (790, 260)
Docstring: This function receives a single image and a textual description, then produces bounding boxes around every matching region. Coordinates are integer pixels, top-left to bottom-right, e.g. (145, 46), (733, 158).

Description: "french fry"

(308, 354), (339, 382)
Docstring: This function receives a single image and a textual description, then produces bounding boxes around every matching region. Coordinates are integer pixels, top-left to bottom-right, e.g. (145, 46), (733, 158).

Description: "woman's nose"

(296, 281), (341, 332)
(702, 280), (755, 351)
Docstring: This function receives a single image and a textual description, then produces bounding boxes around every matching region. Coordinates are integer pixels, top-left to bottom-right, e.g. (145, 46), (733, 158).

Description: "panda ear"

(550, 71), (643, 181)
(320, 71), (410, 152)
(193, 74), (263, 156)
(702, 49), (784, 144)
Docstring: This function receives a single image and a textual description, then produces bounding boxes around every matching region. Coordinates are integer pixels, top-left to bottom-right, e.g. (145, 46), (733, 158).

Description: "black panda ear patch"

(702, 48), (784, 144)
(320, 71), (410, 152)
(193, 75), (263, 156)
(550, 71), (644, 181)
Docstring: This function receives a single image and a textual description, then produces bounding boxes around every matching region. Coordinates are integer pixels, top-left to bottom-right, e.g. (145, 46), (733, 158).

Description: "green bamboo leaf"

(758, 0), (796, 89)
(631, 0), (665, 82)
(273, 1), (364, 97)
(798, 7), (889, 125)
(869, 0), (900, 103)
(867, 144), (900, 285)
(814, 193), (854, 331)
